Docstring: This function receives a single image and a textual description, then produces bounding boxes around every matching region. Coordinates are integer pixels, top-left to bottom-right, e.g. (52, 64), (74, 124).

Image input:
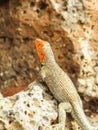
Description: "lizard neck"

(44, 55), (56, 66)
(45, 60), (57, 68)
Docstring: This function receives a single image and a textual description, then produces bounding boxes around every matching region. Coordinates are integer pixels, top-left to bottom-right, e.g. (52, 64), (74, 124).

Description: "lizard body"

(35, 39), (95, 130)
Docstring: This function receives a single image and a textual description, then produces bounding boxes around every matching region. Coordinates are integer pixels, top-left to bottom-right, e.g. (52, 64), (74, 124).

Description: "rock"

(0, 81), (57, 130)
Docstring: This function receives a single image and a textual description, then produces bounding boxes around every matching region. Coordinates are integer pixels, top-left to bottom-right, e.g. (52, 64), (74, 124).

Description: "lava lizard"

(35, 38), (97, 130)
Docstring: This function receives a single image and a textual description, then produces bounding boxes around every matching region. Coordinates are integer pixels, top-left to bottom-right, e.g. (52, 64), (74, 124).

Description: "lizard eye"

(38, 43), (42, 48)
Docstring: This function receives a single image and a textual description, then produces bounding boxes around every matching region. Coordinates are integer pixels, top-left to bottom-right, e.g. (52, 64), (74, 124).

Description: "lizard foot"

(52, 124), (65, 130)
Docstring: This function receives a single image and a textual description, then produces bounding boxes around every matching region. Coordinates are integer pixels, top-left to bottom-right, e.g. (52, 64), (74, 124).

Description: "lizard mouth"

(35, 39), (45, 63)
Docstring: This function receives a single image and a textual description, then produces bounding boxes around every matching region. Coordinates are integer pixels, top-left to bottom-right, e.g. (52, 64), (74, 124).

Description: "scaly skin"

(35, 39), (95, 130)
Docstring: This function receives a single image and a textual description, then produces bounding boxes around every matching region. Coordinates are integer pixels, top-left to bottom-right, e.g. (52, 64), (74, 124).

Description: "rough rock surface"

(0, 80), (98, 130)
(0, 81), (58, 130)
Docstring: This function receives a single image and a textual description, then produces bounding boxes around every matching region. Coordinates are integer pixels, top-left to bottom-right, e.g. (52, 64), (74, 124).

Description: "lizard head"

(35, 39), (45, 63)
(35, 38), (55, 64)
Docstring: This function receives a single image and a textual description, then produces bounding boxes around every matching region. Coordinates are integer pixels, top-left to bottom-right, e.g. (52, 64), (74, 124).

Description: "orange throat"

(35, 39), (45, 63)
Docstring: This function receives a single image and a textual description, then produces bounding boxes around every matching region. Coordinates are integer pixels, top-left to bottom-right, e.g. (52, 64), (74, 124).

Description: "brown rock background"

(0, 0), (79, 90)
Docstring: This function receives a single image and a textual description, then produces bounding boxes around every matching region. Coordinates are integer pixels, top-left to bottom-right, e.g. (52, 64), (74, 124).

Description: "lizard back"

(41, 62), (81, 105)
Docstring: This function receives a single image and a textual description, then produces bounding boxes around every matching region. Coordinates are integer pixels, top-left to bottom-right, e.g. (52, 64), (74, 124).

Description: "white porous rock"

(0, 81), (57, 130)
